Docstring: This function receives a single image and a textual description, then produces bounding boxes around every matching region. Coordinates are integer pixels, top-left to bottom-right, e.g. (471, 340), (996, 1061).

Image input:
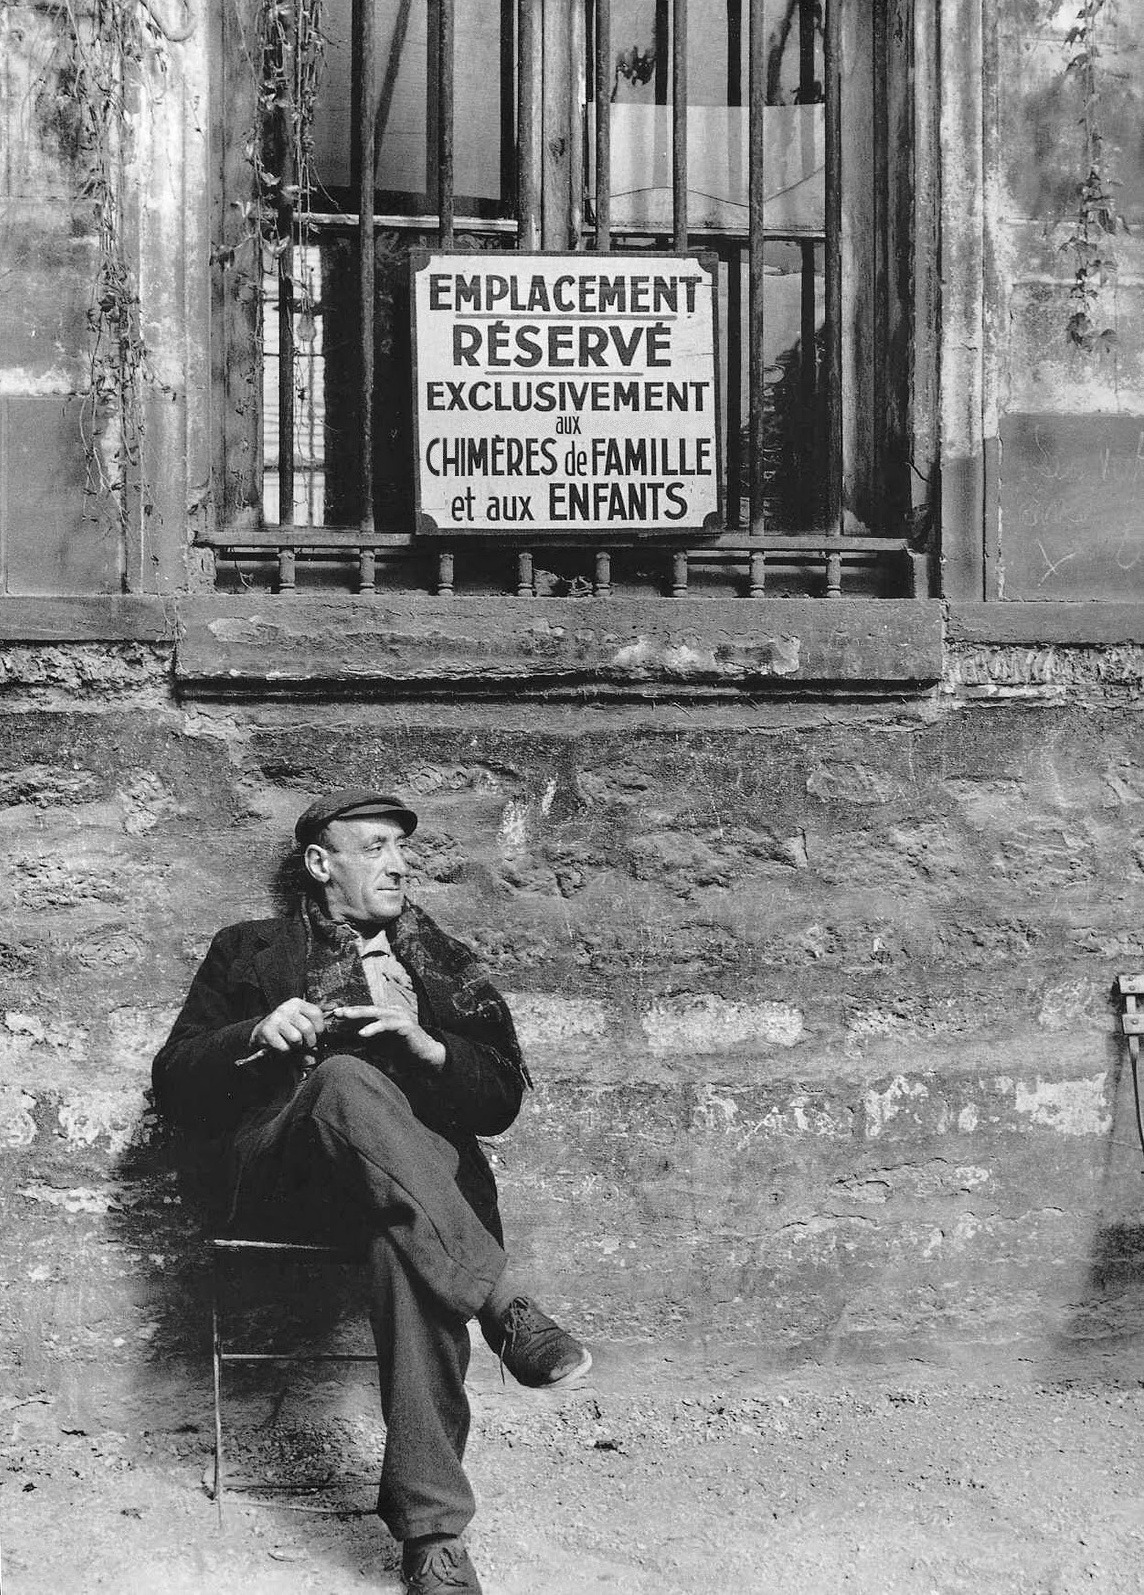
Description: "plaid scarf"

(303, 898), (374, 1013)
(302, 897), (531, 1089)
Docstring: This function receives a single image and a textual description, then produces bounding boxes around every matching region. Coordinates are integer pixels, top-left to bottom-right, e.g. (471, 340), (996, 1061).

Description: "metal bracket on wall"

(1117, 975), (1144, 1170)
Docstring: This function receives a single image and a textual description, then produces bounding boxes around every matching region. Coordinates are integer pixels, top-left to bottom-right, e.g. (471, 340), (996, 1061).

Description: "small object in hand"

(318, 1010), (363, 1047)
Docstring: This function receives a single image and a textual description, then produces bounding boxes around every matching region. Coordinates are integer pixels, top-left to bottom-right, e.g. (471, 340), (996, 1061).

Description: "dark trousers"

(227, 1054), (508, 1540)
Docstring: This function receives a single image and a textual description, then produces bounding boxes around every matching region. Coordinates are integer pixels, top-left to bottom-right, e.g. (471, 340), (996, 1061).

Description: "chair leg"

(207, 1238), (375, 1516)
(212, 1254), (225, 1527)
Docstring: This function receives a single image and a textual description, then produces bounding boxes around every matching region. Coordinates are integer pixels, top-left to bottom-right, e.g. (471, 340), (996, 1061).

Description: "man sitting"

(153, 788), (591, 1595)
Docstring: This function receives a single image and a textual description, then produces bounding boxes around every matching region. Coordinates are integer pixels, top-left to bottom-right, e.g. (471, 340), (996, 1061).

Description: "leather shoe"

(401, 1536), (483, 1594)
(482, 1295), (592, 1388)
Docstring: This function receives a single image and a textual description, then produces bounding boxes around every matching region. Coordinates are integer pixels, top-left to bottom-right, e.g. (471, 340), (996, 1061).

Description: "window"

(208, 1), (925, 600)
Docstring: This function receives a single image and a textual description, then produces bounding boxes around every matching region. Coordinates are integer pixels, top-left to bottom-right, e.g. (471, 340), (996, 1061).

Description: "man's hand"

(328, 1005), (447, 1072)
(250, 998), (327, 1054)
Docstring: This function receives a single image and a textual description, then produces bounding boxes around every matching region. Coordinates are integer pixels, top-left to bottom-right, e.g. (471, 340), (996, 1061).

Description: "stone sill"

(2, 595), (1143, 692)
(172, 596), (944, 693)
(0, 594), (943, 690)
(0, 596), (177, 642)
(947, 602), (1144, 647)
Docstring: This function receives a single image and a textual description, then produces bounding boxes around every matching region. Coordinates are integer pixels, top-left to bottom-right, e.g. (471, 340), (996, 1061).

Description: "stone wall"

(3, 648), (1143, 1418)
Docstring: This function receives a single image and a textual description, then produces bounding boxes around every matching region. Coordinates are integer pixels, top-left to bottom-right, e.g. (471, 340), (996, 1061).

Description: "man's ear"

(303, 842), (331, 885)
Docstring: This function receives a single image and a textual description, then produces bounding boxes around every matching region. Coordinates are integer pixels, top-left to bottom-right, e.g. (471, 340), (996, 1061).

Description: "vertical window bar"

(799, 0), (815, 90)
(798, 0), (817, 442)
(569, 0), (587, 244)
(594, 549), (611, 596)
(500, 0), (519, 214)
(747, 0), (766, 553)
(437, 0), (456, 247)
(594, 0), (612, 250)
(274, 9), (296, 527)
(824, 0), (843, 594)
(516, 551), (535, 596)
(518, 0), (543, 594)
(727, 0), (742, 103)
(653, 0), (667, 545)
(518, 0), (543, 250)
(353, 0), (377, 534)
(725, 6), (743, 532)
(799, 245), (816, 428)
(277, 259), (296, 526)
(654, 0), (669, 104)
(672, 0), (688, 253)
(872, 0), (890, 534)
(594, 0), (612, 588)
(726, 249), (743, 529)
(437, 0), (455, 594)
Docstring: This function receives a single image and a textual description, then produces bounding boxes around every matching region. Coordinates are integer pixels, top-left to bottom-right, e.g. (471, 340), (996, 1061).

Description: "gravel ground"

(3, 1340), (1143, 1595)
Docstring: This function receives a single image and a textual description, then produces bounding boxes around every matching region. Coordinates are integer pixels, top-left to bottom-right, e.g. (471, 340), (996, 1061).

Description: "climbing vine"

(212, 0), (325, 331)
(51, 0), (176, 527)
(47, 0), (323, 536)
(1062, 0), (1121, 352)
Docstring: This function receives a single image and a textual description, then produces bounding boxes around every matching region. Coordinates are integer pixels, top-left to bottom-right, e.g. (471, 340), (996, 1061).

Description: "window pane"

(263, 245), (328, 527)
(311, 0), (514, 214)
(608, 0), (822, 106)
(254, 1), (841, 553)
(265, 231), (429, 532)
(600, 0), (824, 232)
(591, 3), (832, 532)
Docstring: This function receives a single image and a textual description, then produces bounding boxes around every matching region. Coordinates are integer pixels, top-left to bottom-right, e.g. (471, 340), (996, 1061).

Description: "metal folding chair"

(1116, 974), (1144, 1169)
(209, 1237), (374, 1522)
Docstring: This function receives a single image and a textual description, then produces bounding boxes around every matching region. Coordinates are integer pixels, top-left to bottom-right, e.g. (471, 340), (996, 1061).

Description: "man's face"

(305, 816), (409, 926)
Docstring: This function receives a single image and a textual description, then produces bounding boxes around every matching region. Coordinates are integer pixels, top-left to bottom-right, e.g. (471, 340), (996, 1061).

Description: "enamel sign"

(412, 252), (720, 538)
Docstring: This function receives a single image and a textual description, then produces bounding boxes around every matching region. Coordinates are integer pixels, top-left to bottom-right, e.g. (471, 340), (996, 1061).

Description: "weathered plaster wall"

(2, 654), (1142, 1417)
(990, 0), (1144, 598)
(0, 2), (209, 597)
(0, 4), (118, 595)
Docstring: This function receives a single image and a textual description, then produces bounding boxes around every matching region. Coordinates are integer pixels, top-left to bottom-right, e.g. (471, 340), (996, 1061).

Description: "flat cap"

(295, 788), (418, 846)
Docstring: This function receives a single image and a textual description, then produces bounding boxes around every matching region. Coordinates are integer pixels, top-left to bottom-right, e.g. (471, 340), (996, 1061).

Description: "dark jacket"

(152, 908), (527, 1234)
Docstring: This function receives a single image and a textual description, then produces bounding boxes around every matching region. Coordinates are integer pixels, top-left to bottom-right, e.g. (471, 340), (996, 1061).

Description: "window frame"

(204, 0), (933, 603)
